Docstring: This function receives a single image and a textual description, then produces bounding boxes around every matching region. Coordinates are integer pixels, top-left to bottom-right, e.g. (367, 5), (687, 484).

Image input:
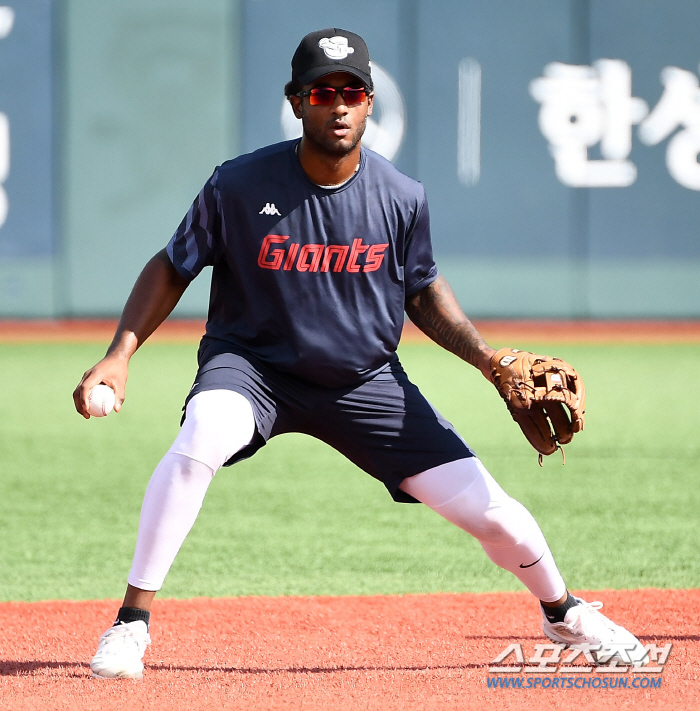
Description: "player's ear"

(289, 95), (303, 119)
(366, 92), (374, 117)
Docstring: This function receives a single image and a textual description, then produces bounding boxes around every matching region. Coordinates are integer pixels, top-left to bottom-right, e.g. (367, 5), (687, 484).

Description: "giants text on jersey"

(257, 235), (388, 273)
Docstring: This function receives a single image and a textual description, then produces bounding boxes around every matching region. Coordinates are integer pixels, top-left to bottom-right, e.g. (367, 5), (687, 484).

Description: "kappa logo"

(319, 36), (355, 60)
(259, 202), (282, 216)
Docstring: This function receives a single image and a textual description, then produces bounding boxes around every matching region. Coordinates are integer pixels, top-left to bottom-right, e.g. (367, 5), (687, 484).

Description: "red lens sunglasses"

(295, 86), (370, 106)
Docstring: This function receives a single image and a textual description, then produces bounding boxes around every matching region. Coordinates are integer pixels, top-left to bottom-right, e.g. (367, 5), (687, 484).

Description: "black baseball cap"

(291, 28), (373, 88)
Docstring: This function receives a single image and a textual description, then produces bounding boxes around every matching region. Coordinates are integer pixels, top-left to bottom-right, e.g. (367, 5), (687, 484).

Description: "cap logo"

(318, 36), (355, 60)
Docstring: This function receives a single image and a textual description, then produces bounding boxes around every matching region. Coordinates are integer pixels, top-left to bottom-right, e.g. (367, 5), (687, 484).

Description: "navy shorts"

(184, 351), (474, 503)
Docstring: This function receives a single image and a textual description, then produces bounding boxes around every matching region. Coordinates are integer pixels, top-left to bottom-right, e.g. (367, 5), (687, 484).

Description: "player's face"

(290, 72), (374, 156)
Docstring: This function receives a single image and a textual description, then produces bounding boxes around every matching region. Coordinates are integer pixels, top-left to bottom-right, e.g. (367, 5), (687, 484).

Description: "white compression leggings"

(127, 390), (256, 590)
(128, 389), (566, 602)
(399, 459), (566, 602)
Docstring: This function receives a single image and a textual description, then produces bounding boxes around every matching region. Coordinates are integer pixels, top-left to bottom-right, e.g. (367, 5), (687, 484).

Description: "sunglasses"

(295, 86), (370, 106)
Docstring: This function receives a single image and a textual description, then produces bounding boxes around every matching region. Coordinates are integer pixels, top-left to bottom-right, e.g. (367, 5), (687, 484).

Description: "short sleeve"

(166, 169), (222, 282)
(404, 194), (438, 296)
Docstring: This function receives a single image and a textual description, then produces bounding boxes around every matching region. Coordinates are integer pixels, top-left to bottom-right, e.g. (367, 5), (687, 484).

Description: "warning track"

(1, 319), (700, 343)
(0, 589), (696, 711)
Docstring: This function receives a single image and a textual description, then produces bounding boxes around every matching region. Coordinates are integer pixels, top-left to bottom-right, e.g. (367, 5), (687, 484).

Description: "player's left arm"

(405, 274), (495, 379)
(407, 275), (587, 458)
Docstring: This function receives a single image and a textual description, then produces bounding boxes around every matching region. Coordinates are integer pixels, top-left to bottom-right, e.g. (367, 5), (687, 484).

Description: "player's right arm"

(72, 249), (189, 418)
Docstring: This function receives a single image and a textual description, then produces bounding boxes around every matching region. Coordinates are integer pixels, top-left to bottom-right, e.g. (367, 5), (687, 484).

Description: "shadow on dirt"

(149, 662), (488, 674)
(0, 660), (90, 676)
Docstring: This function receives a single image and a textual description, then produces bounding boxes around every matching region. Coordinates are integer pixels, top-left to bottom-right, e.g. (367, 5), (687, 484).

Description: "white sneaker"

(542, 597), (648, 665)
(90, 620), (151, 679)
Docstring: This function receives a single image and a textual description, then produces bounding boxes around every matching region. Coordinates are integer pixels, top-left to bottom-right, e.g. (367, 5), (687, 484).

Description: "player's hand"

(73, 354), (129, 419)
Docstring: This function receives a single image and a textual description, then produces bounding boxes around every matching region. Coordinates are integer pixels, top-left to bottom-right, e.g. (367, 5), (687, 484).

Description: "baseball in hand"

(88, 384), (116, 417)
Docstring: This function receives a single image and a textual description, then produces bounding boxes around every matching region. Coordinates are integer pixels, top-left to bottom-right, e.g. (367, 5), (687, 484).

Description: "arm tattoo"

(405, 275), (494, 374)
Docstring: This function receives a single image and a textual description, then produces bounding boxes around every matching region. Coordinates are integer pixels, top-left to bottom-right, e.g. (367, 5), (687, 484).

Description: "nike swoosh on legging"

(519, 551), (545, 568)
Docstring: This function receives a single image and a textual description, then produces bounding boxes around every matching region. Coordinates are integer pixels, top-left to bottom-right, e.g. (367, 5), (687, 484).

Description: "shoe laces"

(99, 622), (151, 651)
(567, 600), (613, 637)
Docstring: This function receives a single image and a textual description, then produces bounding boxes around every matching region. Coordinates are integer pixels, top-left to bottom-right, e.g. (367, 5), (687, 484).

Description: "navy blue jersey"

(166, 139), (438, 387)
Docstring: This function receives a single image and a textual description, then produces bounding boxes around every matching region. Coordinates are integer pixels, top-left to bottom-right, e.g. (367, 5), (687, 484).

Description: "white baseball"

(88, 384), (116, 417)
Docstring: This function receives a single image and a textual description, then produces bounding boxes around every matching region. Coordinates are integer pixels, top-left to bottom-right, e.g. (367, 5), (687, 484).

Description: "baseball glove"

(489, 348), (586, 463)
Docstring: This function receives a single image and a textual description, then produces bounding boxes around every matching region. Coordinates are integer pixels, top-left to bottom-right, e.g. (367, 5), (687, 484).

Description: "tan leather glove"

(489, 348), (586, 462)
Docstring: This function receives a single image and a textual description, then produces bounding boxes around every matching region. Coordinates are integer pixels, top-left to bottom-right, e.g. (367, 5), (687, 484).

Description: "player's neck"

(296, 138), (361, 186)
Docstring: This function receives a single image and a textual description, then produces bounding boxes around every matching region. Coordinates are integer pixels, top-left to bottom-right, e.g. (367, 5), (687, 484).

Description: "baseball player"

(74, 28), (645, 680)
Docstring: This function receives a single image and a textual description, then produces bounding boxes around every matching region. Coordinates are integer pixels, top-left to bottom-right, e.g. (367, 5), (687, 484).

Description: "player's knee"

(170, 389), (256, 471)
(472, 496), (536, 547)
(430, 488), (524, 546)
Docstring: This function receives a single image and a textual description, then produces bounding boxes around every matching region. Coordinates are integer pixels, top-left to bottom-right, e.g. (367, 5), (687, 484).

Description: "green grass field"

(0, 340), (698, 601)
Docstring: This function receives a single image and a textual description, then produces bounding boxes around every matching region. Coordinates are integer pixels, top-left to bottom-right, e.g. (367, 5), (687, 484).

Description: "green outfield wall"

(60, 0), (238, 317)
(0, 0), (698, 318)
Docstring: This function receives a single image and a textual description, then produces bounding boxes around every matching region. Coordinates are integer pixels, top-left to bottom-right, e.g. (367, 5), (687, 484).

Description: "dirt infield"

(2, 318), (700, 343)
(0, 589), (696, 711)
